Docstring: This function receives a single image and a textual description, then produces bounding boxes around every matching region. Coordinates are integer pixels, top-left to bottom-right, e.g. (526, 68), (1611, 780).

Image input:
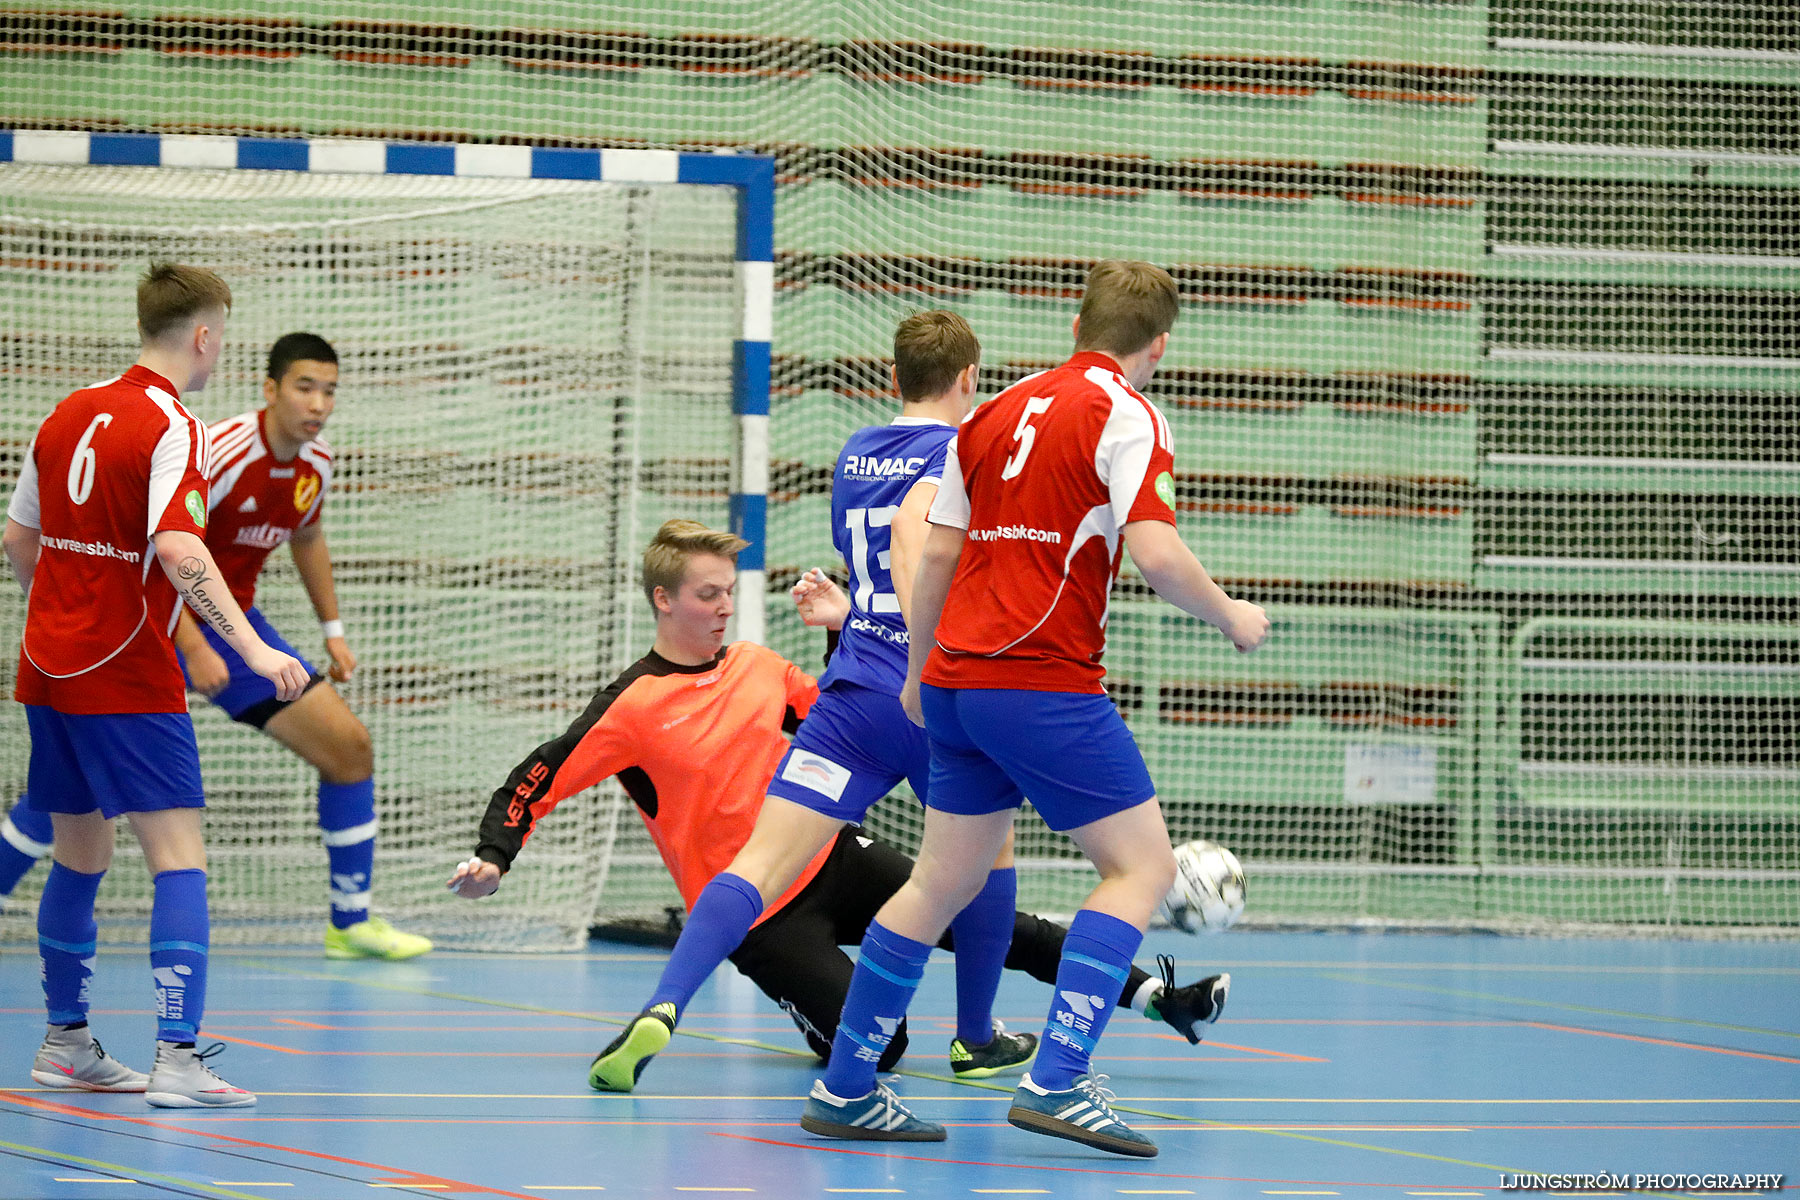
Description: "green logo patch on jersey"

(184, 489), (207, 528)
(1154, 471), (1175, 509)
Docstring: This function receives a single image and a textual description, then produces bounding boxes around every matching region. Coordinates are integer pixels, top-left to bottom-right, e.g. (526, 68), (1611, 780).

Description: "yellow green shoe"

(324, 916), (433, 961)
(589, 1003), (676, 1093)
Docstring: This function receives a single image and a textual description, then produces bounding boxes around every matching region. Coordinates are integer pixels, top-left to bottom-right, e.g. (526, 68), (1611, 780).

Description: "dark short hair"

(893, 310), (980, 403)
(267, 332), (339, 384)
(1073, 260), (1179, 358)
(138, 263), (232, 341)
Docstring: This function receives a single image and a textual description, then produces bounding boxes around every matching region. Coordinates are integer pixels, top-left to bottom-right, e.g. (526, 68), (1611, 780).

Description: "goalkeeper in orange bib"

(448, 518), (1229, 1084)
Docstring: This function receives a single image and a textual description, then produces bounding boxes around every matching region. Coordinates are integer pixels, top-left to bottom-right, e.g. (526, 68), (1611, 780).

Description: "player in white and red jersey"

(805, 262), (1270, 1155)
(3, 263), (308, 1108)
(172, 332), (429, 961)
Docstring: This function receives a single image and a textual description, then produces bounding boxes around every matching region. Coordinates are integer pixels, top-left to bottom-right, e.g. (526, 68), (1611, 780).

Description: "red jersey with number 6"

(7, 365), (211, 714)
(202, 409), (332, 610)
(923, 350), (1177, 694)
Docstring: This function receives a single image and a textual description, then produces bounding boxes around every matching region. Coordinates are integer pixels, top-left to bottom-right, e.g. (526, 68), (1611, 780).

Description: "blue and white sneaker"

(800, 1078), (946, 1142)
(1008, 1072), (1156, 1158)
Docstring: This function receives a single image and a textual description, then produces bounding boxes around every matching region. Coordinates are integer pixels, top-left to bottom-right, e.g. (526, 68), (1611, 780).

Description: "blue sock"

(650, 872), (762, 1016)
(949, 866), (1015, 1046)
(821, 920), (932, 1100)
(1032, 909), (1143, 1091)
(150, 868), (210, 1042)
(38, 863), (103, 1026)
(2, 794), (53, 898)
(319, 779), (377, 930)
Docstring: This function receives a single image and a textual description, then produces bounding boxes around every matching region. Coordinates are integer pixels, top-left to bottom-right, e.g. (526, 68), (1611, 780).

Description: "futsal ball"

(1159, 839), (1246, 933)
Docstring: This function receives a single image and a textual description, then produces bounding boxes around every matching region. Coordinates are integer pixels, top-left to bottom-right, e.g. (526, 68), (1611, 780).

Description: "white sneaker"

(145, 1042), (256, 1108)
(31, 1026), (149, 1092)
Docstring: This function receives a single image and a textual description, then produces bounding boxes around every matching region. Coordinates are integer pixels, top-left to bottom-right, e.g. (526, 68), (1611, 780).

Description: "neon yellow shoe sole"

(589, 1004), (676, 1093)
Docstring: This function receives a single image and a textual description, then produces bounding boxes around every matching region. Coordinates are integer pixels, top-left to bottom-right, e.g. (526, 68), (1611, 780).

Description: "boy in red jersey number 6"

(802, 261), (1269, 1156)
(4, 265), (308, 1107)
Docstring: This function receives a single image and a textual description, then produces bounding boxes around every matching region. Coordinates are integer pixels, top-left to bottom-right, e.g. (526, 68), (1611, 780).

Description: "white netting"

(0, 1), (1796, 937)
(0, 163), (737, 949)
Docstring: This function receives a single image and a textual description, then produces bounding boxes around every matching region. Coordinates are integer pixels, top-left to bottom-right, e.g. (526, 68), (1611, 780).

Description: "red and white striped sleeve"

(1090, 369), (1177, 529)
(144, 389), (209, 538)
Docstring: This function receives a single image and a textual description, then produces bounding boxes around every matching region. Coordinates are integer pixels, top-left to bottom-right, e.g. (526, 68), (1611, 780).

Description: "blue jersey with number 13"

(818, 417), (956, 697)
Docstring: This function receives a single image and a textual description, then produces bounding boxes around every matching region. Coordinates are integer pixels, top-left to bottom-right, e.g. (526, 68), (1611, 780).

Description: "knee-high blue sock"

(821, 919), (933, 1100)
(949, 866), (1015, 1046)
(150, 868), (210, 1043)
(1032, 909), (1143, 1091)
(2, 795), (53, 898)
(649, 872), (762, 1016)
(319, 779), (377, 930)
(38, 863), (103, 1026)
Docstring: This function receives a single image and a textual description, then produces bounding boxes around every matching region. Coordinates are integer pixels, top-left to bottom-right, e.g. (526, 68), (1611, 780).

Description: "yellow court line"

(1405, 1193), (1487, 1196)
(1, 1140), (274, 1200)
(824, 1191), (905, 1195)
(1118, 1192), (1197, 1196)
(228, 961), (1692, 1195)
(672, 1190), (756, 1194)
(523, 1190), (605, 1193)
(212, 1186), (295, 1189)
(52, 1180), (134, 1185)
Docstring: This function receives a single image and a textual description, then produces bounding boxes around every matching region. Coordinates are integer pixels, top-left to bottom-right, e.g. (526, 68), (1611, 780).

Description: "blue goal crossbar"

(0, 129), (777, 642)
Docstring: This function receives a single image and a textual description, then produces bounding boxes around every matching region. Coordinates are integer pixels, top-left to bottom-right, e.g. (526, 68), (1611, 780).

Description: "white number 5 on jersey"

(1001, 397), (1054, 481)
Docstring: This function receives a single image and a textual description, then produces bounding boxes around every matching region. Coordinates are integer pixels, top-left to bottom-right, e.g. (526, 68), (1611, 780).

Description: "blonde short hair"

(642, 519), (749, 609)
(1073, 260), (1179, 358)
(138, 263), (232, 342)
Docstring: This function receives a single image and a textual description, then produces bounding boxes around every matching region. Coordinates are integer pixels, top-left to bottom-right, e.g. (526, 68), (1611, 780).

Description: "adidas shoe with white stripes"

(1007, 1072), (1156, 1158)
(800, 1079), (946, 1142)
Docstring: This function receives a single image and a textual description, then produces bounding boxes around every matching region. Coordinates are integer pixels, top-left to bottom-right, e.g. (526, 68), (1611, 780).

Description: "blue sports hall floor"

(2, 931), (1795, 1199)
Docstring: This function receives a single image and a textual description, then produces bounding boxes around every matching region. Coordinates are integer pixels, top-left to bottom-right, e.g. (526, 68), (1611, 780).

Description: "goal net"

(1, 0), (1796, 939)
(0, 160), (740, 949)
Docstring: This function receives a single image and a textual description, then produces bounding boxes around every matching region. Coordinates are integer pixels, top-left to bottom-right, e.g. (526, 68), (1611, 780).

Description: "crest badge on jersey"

(1155, 471), (1175, 509)
(184, 490), (207, 528)
(293, 475), (320, 514)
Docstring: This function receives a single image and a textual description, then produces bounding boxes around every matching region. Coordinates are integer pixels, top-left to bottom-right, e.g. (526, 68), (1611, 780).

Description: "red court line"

(1203, 1039), (1329, 1062)
(711, 1132), (1467, 1189)
(1527, 1021), (1800, 1065)
(0, 1092), (544, 1199)
(269, 1018), (337, 1030)
(208, 1034), (310, 1056)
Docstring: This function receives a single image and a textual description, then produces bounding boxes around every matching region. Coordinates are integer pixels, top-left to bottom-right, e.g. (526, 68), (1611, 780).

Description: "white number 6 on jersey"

(67, 413), (114, 505)
(1001, 397), (1054, 481)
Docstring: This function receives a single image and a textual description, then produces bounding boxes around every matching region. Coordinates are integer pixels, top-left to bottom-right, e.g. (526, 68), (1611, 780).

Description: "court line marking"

(52, 1180), (135, 1185)
(1, 1138), (274, 1200)
(211, 1186), (295, 1189)
(0, 1095), (544, 1200)
(216, 960), (1704, 1196)
(1312, 972), (1800, 1041)
(1523, 1020), (1800, 1065)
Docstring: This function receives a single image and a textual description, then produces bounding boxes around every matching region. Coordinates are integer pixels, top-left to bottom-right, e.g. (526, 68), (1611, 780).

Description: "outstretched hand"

(446, 857), (501, 899)
(791, 567), (850, 631)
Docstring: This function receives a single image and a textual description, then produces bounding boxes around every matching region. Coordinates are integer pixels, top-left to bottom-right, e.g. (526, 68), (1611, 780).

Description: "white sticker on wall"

(1345, 744), (1438, 805)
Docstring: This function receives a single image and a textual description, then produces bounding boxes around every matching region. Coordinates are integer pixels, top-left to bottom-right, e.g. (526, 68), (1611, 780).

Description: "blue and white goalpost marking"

(0, 129), (777, 644)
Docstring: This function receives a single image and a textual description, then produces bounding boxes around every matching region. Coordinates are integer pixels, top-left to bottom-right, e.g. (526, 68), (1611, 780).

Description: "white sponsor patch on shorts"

(780, 750), (854, 802)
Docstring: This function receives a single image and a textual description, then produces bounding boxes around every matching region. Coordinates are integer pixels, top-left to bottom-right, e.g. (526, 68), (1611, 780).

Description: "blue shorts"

(920, 685), (1156, 832)
(766, 682), (931, 824)
(180, 606), (321, 727)
(25, 707), (206, 818)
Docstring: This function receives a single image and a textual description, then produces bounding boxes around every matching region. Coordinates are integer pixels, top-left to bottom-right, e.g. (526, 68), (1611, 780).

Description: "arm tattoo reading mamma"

(177, 556), (238, 637)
